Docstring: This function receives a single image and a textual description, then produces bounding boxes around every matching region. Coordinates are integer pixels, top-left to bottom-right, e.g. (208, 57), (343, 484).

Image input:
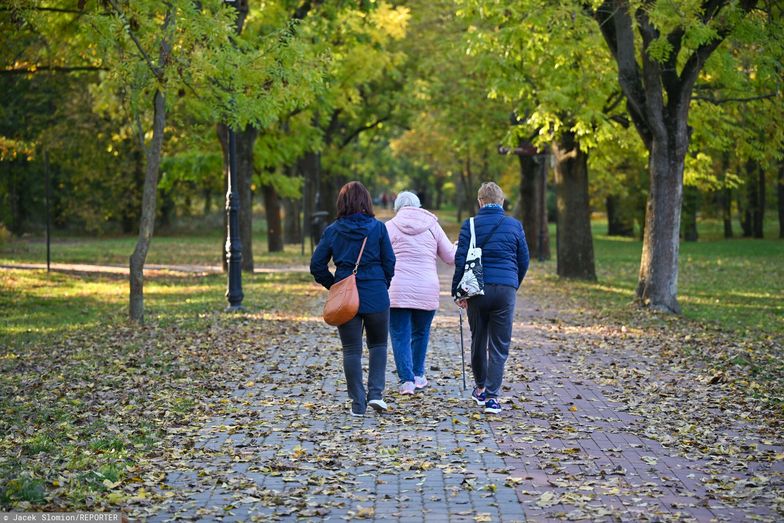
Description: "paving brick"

(135, 266), (783, 523)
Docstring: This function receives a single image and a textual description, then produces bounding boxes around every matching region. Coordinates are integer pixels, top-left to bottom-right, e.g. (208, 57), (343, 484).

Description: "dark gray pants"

(337, 310), (389, 414)
(467, 284), (516, 399)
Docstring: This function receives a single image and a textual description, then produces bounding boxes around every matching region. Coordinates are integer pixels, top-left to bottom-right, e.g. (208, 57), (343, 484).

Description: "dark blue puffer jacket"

(310, 213), (396, 314)
(451, 206), (529, 296)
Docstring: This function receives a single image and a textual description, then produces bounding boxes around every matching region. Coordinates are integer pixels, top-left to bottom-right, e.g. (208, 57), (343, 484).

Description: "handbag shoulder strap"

(469, 217), (477, 249)
(479, 217), (506, 248)
(352, 237), (368, 274)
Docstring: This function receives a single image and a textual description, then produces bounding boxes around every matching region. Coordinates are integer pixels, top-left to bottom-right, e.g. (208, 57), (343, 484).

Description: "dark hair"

(336, 181), (375, 218)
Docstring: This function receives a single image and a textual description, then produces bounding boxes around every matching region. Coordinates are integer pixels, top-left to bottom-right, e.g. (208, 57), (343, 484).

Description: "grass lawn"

(0, 231), (311, 267)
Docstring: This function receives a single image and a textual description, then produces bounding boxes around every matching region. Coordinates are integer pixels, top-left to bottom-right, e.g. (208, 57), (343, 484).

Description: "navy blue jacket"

(310, 213), (396, 314)
(451, 206), (529, 296)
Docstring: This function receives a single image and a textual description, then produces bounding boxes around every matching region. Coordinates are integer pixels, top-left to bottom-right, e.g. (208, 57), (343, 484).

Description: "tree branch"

(600, 0), (650, 146)
(677, 0), (757, 114)
(0, 7), (84, 14)
(340, 115), (391, 148)
(609, 114), (630, 128)
(635, 6), (668, 143)
(0, 65), (106, 75)
(602, 89), (625, 114)
(106, 0), (162, 81)
(693, 93), (778, 104)
(661, 28), (683, 96)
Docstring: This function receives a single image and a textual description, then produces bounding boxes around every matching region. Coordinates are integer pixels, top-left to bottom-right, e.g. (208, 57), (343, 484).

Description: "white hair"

(394, 191), (421, 212)
(478, 182), (504, 204)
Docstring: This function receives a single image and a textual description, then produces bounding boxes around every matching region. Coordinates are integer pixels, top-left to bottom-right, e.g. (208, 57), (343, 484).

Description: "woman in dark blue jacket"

(452, 182), (529, 414)
(310, 181), (396, 417)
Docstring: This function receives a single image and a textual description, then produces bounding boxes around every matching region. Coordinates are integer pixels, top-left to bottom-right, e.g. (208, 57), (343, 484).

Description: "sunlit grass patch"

(0, 269), (316, 346)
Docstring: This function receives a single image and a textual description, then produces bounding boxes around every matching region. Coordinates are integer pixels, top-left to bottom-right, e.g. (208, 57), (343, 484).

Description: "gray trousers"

(337, 310), (389, 414)
(466, 284), (516, 399)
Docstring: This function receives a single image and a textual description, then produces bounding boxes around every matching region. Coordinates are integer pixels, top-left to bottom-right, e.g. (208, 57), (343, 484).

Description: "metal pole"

(458, 307), (467, 391)
(44, 150), (51, 272)
(538, 154), (546, 262)
(225, 128), (244, 311)
(301, 175), (306, 256)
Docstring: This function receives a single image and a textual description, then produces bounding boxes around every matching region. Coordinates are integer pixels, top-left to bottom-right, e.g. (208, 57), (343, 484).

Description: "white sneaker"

(399, 381), (415, 395)
(368, 399), (388, 413)
(414, 376), (428, 389)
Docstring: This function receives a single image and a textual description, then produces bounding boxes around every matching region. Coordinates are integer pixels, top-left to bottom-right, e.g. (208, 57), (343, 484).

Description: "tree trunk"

(129, 89), (165, 324)
(754, 166), (765, 239)
(682, 185), (698, 242)
(159, 189), (175, 230)
(517, 153), (550, 260)
(203, 188), (212, 216)
(319, 172), (341, 221)
(552, 134), (595, 280)
(263, 182), (283, 252)
(7, 160), (22, 236)
(458, 155), (476, 221)
(299, 151), (320, 248)
(778, 160), (784, 239)
(745, 159), (759, 238)
(606, 195), (635, 237)
(739, 189), (751, 237)
(283, 197), (301, 244)
(236, 127), (256, 270)
(434, 175), (445, 210)
(635, 132), (685, 314)
(721, 187), (733, 239)
(719, 152), (732, 238)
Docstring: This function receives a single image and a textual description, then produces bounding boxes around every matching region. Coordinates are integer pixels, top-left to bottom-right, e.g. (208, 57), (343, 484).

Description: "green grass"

(535, 221), (784, 335)
(0, 269), (315, 348)
(0, 234), (310, 267)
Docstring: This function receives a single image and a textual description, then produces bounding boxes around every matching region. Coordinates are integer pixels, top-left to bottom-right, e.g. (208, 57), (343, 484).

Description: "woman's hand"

(456, 299), (468, 309)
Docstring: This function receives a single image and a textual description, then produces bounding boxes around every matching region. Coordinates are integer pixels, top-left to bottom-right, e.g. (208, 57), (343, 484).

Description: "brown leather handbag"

(323, 237), (367, 326)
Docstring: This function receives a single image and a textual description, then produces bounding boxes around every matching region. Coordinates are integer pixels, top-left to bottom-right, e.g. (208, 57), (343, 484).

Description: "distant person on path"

(310, 181), (396, 417)
(386, 191), (456, 395)
(452, 182), (529, 414)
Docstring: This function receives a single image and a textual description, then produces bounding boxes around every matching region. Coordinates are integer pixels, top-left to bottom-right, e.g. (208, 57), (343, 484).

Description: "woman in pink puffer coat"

(386, 191), (456, 395)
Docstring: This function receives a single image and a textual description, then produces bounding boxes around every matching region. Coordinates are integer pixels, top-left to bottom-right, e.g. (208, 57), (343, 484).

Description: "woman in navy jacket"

(310, 181), (396, 417)
(452, 182), (529, 414)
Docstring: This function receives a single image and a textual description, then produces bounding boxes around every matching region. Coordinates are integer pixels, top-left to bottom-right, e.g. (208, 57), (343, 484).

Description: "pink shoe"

(399, 381), (415, 395)
(414, 376), (428, 389)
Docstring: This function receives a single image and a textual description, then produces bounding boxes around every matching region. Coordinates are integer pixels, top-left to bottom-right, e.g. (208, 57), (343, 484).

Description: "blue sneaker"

(471, 387), (486, 405)
(484, 398), (501, 414)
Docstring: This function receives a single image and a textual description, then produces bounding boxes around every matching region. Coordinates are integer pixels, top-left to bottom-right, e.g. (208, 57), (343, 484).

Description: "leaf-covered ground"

(1, 264), (782, 521)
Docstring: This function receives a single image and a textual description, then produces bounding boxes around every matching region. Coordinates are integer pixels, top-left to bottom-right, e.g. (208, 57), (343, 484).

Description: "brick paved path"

(140, 265), (782, 522)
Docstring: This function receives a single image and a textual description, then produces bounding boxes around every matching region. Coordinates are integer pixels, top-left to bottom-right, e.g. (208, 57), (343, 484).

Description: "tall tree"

(588, 0), (763, 312)
(84, 0), (319, 321)
(459, 2), (621, 280)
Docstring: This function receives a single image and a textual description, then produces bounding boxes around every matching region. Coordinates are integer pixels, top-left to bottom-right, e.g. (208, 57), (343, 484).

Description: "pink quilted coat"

(386, 207), (456, 310)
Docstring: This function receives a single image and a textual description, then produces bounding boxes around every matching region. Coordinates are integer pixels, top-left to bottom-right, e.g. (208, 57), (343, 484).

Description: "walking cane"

(458, 306), (467, 391)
